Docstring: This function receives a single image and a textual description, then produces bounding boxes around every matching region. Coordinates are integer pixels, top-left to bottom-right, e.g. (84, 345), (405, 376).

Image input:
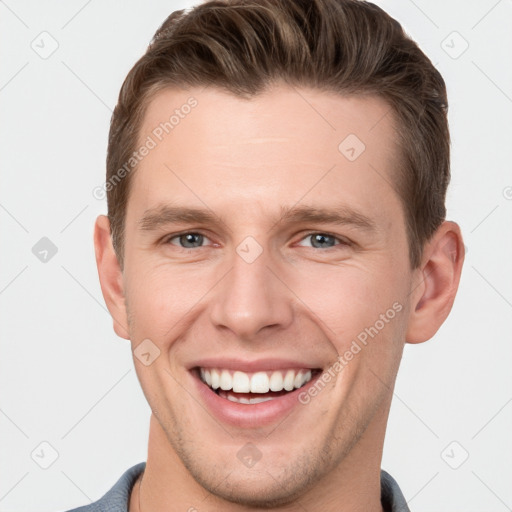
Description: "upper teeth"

(200, 368), (313, 393)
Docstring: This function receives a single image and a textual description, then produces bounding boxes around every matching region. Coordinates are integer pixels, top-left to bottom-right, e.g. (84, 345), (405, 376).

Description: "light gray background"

(1, 1), (511, 511)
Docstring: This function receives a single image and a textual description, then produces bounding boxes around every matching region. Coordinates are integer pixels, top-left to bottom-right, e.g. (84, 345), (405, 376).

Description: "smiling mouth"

(194, 367), (323, 404)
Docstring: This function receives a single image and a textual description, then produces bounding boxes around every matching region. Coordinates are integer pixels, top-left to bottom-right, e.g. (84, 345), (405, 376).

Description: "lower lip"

(191, 369), (322, 428)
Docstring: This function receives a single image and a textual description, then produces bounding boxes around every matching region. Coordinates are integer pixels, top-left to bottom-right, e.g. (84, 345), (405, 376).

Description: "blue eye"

(297, 233), (346, 249)
(166, 232), (211, 249)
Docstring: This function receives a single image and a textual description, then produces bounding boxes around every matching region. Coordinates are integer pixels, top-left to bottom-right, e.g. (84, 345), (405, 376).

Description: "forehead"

(139, 84), (397, 157)
(129, 84), (401, 227)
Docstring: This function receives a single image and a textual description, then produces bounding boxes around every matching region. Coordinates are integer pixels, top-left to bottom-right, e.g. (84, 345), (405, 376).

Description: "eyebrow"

(277, 205), (377, 232)
(138, 205), (224, 232)
(138, 204), (378, 233)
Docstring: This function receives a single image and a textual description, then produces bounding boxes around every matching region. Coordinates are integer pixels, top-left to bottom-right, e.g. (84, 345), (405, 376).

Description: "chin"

(195, 470), (315, 509)
(179, 446), (324, 509)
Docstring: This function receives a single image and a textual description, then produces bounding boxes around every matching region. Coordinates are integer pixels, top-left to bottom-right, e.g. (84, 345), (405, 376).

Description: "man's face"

(121, 85), (415, 505)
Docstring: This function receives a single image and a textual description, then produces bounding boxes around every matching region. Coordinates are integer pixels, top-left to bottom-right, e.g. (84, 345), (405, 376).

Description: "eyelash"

(163, 231), (350, 251)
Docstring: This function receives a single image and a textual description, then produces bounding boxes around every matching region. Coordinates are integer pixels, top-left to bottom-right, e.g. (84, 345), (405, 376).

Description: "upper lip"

(188, 357), (323, 372)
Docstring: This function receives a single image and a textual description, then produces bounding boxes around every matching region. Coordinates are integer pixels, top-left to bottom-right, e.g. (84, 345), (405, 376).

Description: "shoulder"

(62, 462), (146, 512)
(381, 469), (410, 512)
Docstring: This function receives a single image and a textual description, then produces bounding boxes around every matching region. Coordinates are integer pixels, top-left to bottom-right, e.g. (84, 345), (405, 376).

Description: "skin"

(94, 84), (464, 511)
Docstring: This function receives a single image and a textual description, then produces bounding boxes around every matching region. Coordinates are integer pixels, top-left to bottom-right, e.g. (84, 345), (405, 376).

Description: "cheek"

(125, 263), (213, 339)
(289, 261), (406, 350)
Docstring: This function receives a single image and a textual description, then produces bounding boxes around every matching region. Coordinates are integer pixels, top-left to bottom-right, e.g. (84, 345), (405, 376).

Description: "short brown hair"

(106, 0), (450, 270)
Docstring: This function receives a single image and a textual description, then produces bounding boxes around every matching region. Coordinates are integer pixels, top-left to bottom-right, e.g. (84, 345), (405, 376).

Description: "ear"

(405, 221), (465, 344)
(93, 215), (130, 340)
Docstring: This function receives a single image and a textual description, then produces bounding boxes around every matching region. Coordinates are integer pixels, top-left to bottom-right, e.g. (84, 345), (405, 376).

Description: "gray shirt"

(63, 462), (410, 512)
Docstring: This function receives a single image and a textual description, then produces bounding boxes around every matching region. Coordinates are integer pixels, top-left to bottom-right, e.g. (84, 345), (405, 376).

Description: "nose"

(209, 241), (294, 341)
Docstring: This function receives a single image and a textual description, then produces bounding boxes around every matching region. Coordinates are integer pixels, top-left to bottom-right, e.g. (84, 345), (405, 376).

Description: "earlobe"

(405, 221), (465, 344)
(93, 215), (130, 340)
